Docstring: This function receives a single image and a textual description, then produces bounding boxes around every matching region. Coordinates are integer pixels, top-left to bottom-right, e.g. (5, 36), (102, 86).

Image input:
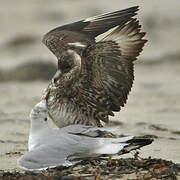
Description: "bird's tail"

(118, 136), (153, 155)
(94, 136), (153, 155)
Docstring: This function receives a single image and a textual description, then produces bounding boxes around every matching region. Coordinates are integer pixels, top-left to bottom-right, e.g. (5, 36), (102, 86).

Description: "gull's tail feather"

(119, 136), (154, 155)
(94, 136), (153, 155)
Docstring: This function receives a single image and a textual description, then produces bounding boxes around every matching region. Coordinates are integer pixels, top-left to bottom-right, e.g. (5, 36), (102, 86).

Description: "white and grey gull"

(17, 100), (153, 171)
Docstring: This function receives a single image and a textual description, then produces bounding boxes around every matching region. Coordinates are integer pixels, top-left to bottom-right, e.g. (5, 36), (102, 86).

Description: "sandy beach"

(0, 0), (180, 177)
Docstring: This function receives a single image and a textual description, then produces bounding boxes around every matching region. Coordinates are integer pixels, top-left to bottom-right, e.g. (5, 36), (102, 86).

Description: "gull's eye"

(44, 117), (47, 121)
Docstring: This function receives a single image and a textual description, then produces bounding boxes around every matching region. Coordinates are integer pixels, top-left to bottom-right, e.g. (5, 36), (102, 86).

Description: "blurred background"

(0, 0), (180, 170)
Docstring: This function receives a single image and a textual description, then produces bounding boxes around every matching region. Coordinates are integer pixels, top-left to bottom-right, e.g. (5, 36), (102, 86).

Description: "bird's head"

(30, 100), (48, 123)
(51, 48), (82, 86)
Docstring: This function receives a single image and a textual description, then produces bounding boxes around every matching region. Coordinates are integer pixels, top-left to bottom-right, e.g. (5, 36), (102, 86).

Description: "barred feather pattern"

(42, 6), (147, 127)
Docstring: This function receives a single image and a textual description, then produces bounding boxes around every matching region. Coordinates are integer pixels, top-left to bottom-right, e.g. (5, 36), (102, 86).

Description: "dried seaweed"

(0, 157), (179, 180)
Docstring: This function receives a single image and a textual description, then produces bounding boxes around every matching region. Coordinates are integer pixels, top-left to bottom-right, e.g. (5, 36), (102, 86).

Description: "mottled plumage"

(42, 6), (147, 127)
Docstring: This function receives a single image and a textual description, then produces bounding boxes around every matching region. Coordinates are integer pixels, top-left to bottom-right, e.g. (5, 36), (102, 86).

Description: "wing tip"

(119, 136), (154, 154)
(43, 6), (141, 41)
(102, 18), (147, 60)
(85, 6), (139, 21)
(127, 136), (154, 147)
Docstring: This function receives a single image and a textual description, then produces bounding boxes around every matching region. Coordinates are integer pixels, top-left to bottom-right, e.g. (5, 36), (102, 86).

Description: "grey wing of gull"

(18, 127), (103, 170)
(57, 126), (153, 157)
(18, 128), (128, 170)
(17, 143), (80, 171)
(18, 124), (153, 171)
(61, 124), (119, 137)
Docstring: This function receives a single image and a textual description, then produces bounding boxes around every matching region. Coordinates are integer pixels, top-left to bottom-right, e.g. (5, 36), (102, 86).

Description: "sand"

(0, 0), (180, 176)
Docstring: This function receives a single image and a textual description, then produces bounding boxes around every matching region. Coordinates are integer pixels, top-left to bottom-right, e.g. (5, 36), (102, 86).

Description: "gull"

(42, 6), (147, 127)
(17, 100), (153, 171)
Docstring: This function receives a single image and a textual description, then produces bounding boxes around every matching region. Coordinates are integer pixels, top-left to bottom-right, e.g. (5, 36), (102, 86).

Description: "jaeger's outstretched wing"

(43, 6), (139, 42)
(43, 6), (147, 127)
(74, 19), (147, 124)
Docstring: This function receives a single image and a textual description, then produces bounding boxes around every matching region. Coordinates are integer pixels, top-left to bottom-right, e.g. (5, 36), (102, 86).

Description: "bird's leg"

(107, 155), (113, 165)
(41, 170), (50, 178)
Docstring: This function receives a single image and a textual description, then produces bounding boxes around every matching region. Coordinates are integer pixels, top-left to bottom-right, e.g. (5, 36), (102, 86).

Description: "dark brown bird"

(42, 6), (147, 127)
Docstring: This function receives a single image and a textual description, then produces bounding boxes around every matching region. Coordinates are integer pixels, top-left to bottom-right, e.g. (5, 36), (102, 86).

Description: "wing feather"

(102, 19), (147, 60)
(74, 19), (147, 124)
(43, 6), (139, 41)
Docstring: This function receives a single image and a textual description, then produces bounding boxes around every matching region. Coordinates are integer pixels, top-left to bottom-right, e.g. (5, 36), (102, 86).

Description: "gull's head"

(30, 100), (47, 123)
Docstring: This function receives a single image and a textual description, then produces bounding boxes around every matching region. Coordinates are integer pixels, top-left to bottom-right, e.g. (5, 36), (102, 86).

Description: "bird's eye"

(44, 117), (47, 121)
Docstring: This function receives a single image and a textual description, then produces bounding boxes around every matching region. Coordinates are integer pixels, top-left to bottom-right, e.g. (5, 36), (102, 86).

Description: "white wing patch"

(84, 13), (108, 22)
(83, 11), (121, 23)
(68, 42), (87, 48)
